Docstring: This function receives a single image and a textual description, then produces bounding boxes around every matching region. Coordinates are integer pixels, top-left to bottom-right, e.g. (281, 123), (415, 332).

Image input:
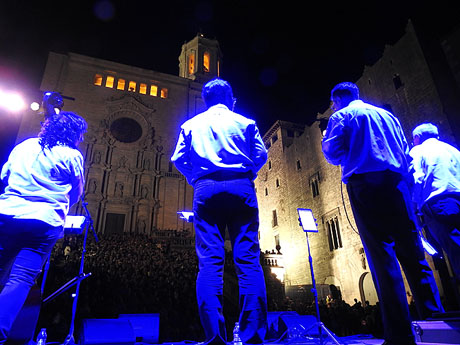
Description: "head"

(330, 82), (360, 111)
(201, 78), (235, 110)
(39, 111), (87, 150)
(412, 123), (439, 146)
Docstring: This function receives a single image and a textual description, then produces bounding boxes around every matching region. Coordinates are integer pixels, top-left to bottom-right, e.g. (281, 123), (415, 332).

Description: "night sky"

(0, 1), (459, 134)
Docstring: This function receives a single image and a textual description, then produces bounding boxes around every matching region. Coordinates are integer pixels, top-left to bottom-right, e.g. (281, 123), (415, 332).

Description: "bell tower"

(179, 33), (222, 83)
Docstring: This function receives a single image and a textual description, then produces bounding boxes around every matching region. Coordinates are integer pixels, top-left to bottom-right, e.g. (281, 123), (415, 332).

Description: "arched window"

(203, 51), (210, 72)
(128, 81), (136, 92)
(188, 52), (195, 75)
(94, 74), (103, 86)
(117, 79), (126, 90)
(105, 76), (114, 88)
(326, 216), (343, 251)
(150, 85), (158, 97)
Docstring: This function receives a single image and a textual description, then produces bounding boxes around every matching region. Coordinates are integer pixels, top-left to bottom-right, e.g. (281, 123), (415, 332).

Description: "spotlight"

(42, 91), (64, 118)
(0, 90), (25, 113)
(30, 101), (40, 111)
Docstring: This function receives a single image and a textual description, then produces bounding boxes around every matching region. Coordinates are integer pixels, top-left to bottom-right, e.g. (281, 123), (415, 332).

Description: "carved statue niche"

(88, 179), (98, 194)
(359, 247), (366, 270)
(114, 182), (124, 197)
(117, 156), (129, 170)
(136, 218), (147, 233)
(142, 126), (156, 150)
(141, 185), (149, 199)
(92, 151), (102, 164)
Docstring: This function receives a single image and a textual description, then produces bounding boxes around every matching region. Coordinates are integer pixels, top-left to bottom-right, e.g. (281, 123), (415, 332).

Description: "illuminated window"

(326, 216), (343, 251)
(188, 53), (195, 75)
(128, 81), (136, 92)
(150, 85), (158, 97)
(217, 60), (220, 77)
(272, 210), (278, 227)
(94, 74), (103, 86)
(117, 79), (126, 90)
(203, 51), (210, 72)
(310, 172), (321, 198)
(105, 76), (115, 88)
(160, 88), (168, 98)
(139, 83), (147, 94)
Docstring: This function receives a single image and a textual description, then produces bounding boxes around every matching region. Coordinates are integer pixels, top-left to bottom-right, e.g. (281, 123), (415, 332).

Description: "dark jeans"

(0, 215), (62, 344)
(193, 173), (267, 344)
(422, 194), (460, 280)
(347, 171), (443, 344)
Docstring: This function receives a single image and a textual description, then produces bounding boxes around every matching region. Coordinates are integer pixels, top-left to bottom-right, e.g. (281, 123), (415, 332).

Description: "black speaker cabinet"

(118, 314), (160, 343)
(78, 318), (135, 345)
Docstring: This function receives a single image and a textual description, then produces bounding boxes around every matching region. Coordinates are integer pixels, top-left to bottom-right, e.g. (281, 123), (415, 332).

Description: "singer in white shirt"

(0, 111), (86, 343)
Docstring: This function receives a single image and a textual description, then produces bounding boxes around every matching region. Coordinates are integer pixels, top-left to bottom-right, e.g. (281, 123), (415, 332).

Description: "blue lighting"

(420, 235), (438, 256)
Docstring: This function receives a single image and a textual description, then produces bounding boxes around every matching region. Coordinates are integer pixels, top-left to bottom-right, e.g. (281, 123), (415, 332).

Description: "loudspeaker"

(266, 311), (299, 340)
(78, 318), (135, 345)
(412, 320), (460, 344)
(278, 314), (318, 338)
(118, 313), (160, 343)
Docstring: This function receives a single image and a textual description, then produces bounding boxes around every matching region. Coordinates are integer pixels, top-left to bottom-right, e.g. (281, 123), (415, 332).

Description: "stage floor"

(145, 338), (450, 345)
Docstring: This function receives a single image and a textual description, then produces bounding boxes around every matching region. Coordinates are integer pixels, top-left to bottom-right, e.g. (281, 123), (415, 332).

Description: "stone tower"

(178, 33), (223, 83)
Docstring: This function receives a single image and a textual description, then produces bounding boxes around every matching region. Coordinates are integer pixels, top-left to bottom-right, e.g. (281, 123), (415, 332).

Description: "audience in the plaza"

(37, 232), (385, 342)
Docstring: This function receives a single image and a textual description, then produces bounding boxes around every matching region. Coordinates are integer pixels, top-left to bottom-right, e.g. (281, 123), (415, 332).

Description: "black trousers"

(422, 193), (460, 281)
(193, 172), (267, 344)
(347, 171), (443, 344)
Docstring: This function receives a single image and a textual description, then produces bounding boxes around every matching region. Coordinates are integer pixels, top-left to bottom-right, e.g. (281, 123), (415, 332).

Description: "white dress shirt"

(322, 100), (411, 183)
(0, 138), (85, 227)
(171, 104), (267, 185)
(410, 137), (460, 209)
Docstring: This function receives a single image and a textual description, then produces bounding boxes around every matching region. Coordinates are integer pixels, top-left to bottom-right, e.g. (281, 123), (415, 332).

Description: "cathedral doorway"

(105, 213), (126, 234)
(359, 271), (378, 305)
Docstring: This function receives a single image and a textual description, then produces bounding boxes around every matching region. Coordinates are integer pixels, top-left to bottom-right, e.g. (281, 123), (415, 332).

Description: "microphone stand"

(297, 209), (341, 345)
(61, 198), (98, 345)
(42, 197), (98, 345)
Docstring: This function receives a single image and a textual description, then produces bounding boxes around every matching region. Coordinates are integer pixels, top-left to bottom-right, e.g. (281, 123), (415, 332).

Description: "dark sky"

(1, 1), (459, 134)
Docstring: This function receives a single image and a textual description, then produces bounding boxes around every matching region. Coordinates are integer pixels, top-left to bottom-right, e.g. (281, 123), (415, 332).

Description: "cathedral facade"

(15, 34), (222, 237)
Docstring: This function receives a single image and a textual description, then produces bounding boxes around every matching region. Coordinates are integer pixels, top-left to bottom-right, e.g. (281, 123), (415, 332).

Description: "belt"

(348, 170), (402, 184)
(197, 170), (253, 181)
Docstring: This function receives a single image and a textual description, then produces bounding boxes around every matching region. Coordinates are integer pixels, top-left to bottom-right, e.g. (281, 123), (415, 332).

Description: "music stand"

(177, 210), (194, 223)
(297, 208), (341, 345)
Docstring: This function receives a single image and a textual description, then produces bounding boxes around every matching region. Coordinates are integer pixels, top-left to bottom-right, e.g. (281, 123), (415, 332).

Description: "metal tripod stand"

(42, 199), (98, 345)
(297, 208), (341, 345)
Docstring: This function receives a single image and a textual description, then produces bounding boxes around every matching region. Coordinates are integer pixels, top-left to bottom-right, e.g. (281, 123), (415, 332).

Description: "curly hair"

(38, 111), (87, 150)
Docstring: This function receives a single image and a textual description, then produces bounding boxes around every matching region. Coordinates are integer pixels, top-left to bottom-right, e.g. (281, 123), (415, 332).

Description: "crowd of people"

(34, 232), (387, 342)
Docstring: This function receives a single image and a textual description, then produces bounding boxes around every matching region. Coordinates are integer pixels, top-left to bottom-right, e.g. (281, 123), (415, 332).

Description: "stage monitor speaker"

(266, 311), (299, 340)
(118, 313), (160, 343)
(278, 314), (318, 339)
(78, 318), (135, 345)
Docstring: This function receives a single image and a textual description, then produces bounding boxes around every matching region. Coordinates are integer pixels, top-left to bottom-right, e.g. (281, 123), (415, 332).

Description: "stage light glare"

(0, 91), (25, 112)
(30, 101), (40, 111)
